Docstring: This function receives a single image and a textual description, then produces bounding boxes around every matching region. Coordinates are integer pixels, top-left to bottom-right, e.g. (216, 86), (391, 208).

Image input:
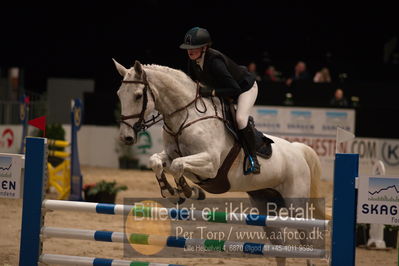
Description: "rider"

(179, 27), (260, 174)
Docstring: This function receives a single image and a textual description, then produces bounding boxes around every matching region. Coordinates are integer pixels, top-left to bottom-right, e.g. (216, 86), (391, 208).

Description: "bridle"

(118, 73), (161, 135)
(118, 68), (201, 135)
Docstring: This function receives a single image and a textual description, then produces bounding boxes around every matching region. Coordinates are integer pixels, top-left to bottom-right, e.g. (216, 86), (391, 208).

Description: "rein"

(163, 82), (228, 156)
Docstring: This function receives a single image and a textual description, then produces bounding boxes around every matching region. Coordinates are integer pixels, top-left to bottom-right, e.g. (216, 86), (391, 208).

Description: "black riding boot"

(239, 121), (261, 174)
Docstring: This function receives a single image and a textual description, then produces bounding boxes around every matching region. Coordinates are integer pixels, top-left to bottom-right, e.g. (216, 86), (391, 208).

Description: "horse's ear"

(112, 58), (127, 77)
(133, 60), (143, 75)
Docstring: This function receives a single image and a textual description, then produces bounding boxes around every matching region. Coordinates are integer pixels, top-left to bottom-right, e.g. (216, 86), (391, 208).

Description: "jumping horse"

(114, 59), (327, 266)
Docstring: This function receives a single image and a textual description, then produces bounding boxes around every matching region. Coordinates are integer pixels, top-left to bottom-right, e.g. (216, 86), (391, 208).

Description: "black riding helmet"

(179, 27), (212, 49)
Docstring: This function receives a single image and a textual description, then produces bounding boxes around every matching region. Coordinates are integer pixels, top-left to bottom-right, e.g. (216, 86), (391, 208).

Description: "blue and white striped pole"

(41, 226), (327, 259)
(42, 199), (329, 230)
(331, 153), (359, 266)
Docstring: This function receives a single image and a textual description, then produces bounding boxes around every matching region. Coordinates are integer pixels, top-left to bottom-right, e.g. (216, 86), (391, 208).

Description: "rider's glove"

(199, 87), (215, 97)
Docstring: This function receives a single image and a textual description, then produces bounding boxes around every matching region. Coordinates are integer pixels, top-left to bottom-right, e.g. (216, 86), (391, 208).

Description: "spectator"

(330, 88), (349, 107)
(283, 92), (294, 106)
(247, 62), (262, 82)
(286, 61), (310, 86)
(313, 67), (332, 83)
(263, 65), (282, 82)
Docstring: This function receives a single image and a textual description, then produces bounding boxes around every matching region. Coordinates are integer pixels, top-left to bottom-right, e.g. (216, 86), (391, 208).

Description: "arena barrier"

(18, 137), (359, 265)
(20, 98), (83, 201)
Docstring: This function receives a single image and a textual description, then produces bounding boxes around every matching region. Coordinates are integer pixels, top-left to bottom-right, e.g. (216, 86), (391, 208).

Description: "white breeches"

(236, 81), (258, 129)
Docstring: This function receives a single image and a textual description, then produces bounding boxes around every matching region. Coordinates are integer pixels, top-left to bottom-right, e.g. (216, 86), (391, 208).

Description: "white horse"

(114, 59), (327, 266)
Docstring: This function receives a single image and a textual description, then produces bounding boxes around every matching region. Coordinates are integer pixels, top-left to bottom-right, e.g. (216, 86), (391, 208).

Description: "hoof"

(167, 196), (186, 205)
(191, 187), (206, 200)
(195, 187), (206, 200)
(176, 197), (186, 205)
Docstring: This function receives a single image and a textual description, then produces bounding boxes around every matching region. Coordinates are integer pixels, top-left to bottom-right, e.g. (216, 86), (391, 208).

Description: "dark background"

(1, 2), (398, 137)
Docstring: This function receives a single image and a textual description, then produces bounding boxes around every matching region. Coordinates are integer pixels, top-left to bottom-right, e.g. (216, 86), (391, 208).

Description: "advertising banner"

(0, 153), (24, 198)
(357, 176), (399, 225)
(0, 126), (21, 154)
(251, 106), (355, 137)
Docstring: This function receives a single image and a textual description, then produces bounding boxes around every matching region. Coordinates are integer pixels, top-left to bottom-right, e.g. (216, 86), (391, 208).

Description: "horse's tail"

(300, 143), (332, 220)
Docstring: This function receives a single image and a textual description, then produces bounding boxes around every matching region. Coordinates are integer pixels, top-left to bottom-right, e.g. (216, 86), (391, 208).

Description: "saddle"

(222, 99), (273, 159)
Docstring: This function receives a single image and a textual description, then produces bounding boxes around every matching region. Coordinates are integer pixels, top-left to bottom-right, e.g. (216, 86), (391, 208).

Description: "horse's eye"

(135, 94), (143, 101)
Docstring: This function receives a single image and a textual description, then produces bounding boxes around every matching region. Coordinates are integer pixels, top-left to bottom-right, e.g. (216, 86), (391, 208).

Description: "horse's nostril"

(125, 136), (134, 143)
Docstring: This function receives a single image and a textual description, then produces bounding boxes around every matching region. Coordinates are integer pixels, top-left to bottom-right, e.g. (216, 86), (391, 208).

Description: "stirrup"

(244, 155), (260, 175)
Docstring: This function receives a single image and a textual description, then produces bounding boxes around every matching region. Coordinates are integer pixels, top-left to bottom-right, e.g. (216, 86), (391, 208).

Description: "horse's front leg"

(169, 152), (218, 199)
(149, 151), (177, 199)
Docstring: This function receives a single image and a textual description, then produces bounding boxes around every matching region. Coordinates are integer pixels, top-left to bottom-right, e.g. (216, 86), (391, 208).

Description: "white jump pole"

(40, 254), (181, 266)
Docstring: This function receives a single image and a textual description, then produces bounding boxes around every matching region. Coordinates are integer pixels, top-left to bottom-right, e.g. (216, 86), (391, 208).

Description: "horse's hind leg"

(248, 189), (288, 266)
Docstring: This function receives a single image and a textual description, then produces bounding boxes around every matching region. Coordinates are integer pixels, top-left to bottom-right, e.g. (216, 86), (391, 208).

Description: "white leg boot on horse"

(248, 189), (289, 266)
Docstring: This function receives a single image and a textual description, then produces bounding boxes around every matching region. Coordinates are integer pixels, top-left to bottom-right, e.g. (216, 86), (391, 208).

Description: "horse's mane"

(143, 64), (194, 85)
